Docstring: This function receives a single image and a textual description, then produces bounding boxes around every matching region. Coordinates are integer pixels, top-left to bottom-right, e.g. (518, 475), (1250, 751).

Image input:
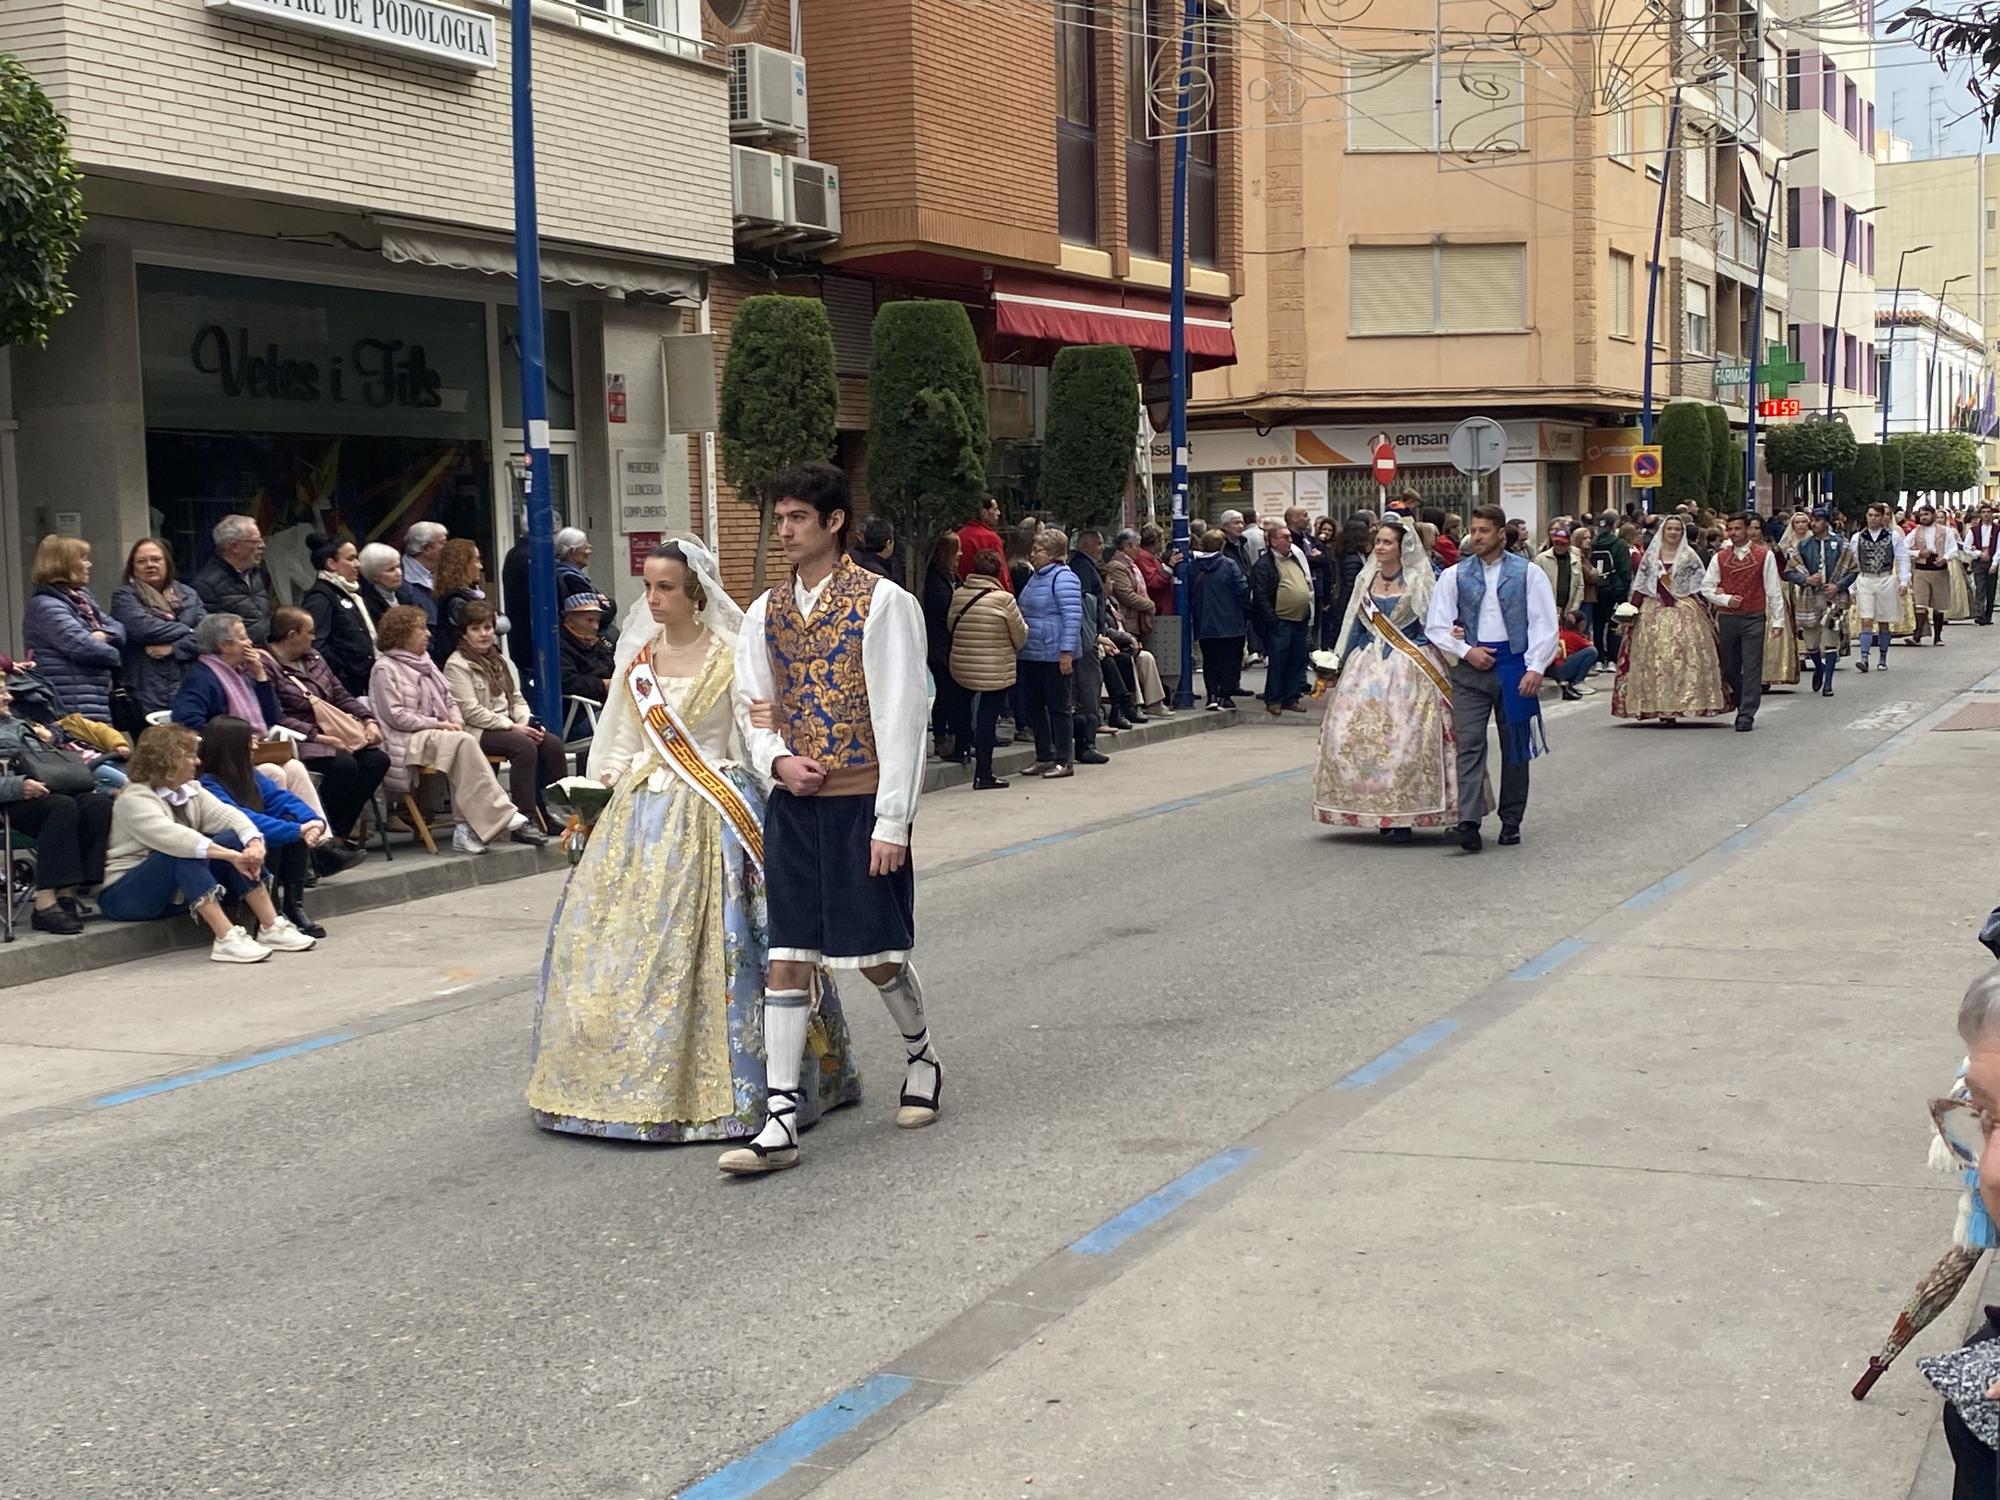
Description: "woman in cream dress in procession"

(1611, 516), (1730, 724)
(527, 540), (861, 1142)
(1311, 517), (1487, 841)
(1762, 512), (1807, 688)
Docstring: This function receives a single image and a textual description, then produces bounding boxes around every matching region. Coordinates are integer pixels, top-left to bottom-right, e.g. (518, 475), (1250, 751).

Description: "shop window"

(499, 306), (578, 431)
(136, 265), (495, 597)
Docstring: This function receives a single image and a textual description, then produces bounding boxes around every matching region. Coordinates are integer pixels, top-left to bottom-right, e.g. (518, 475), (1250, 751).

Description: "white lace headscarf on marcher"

(1631, 517), (1707, 600)
(1330, 515), (1433, 657)
(609, 537), (745, 679)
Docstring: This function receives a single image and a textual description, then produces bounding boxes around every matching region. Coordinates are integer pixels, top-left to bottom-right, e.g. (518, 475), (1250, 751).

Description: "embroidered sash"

(1360, 592), (1451, 703)
(624, 652), (765, 874)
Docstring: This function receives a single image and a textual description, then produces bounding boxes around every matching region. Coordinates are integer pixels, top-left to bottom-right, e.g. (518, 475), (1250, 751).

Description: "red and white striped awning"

(990, 272), (1235, 369)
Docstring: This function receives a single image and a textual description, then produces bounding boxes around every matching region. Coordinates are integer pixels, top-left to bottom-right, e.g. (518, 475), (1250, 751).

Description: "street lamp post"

(1166, 0), (1198, 710)
(1822, 203), (1878, 500)
(509, 0), (561, 727)
(1745, 147), (1816, 512)
(1641, 70), (1725, 444)
(1926, 273), (1973, 434)
(1881, 244), (1933, 449)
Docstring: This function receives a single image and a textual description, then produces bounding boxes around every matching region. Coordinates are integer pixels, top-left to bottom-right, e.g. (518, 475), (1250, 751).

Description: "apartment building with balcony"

(1176, 0), (1708, 531)
(1778, 0), (1879, 476)
(0, 0), (733, 632)
(1874, 292), (1988, 473)
(702, 0), (1241, 598)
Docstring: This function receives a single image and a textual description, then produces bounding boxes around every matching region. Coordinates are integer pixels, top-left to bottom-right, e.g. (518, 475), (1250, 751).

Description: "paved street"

(6, 640), (2000, 1499)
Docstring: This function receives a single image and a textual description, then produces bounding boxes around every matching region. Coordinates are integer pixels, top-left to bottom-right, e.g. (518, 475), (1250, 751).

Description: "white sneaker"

(254, 915), (317, 953)
(505, 811), (530, 834)
(452, 825), (487, 855)
(210, 926), (271, 964)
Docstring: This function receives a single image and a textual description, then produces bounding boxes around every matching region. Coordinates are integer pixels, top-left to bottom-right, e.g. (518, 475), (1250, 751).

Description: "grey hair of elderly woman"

(554, 527), (589, 560)
(1112, 528), (1141, 552)
(194, 612), (245, 653)
(1958, 967), (2000, 1048)
(357, 542), (401, 584)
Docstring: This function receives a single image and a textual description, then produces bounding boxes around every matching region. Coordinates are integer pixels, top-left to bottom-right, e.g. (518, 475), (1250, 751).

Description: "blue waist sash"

(1475, 641), (1549, 765)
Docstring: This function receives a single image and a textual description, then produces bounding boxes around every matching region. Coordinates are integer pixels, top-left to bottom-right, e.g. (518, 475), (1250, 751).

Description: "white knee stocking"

(751, 989), (811, 1150)
(876, 966), (942, 1117)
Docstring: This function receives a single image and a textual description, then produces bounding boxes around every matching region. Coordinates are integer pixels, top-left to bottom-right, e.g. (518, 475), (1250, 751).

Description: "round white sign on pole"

(1447, 416), (1507, 477)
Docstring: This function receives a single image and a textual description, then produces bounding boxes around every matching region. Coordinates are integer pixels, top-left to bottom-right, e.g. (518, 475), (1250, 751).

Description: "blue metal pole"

(1168, 0), (1196, 710)
(1639, 90), (1681, 445)
(511, 0), (560, 728)
(1743, 166), (1787, 513)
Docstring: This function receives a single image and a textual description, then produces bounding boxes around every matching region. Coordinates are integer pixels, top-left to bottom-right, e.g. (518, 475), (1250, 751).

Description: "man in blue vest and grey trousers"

(1424, 503), (1558, 853)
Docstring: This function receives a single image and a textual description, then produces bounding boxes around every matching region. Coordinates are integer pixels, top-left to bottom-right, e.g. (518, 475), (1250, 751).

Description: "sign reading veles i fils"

(205, 0), (497, 70)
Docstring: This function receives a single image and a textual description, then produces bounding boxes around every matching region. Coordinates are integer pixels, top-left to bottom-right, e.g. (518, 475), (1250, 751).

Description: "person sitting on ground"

(357, 543), (420, 630)
(0, 680), (115, 935)
(100, 724), (315, 962)
(111, 536), (207, 723)
(1549, 611), (1600, 701)
(197, 715), (332, 939)
(169, 611), (333, 824)
(300, 532), (378, 698)
(263, 606), (388, 863)
(444, 602), (564, 830)
(368, 605), (544, 855)
(558, 596), (617, 705)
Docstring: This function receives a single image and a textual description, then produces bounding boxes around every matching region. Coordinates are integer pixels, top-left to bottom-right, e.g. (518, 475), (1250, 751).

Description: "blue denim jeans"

(98, 832), (255, 923)
(1551, 646), (1599, 686)
(1262, 617), (1310, 706)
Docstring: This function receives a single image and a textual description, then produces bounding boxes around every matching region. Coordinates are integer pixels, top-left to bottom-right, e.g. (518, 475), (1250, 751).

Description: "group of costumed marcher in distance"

(1311, 504), (1556, 854)
(526, 460), (941, 1174)
(1310, 496), (1990, 846)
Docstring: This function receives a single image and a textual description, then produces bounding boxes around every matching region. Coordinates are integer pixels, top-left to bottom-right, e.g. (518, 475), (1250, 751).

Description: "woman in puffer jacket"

(22, 535), (126, 723)
(947, 549), (1028, 790)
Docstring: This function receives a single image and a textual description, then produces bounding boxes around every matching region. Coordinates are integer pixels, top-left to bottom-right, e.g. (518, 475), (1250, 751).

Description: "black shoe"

(312, 842), (365, 879)
(1129, 711), (1151, 725)
(1559, 684), (1582, 701)
(30, 904), (82, 936)
(1220, 697), (1238, 710)
(1457, 821), (1483, 853)
(1821, 684), (1834, 697)
(281, 897), (327, 940)
(510, 825), (551, 847)
(1076, 749), (1110, 765)
(1108, 713), (1135, 731)
(972, 774), (1010, 791)
(1735, 719), (1754, 733)
(1498, 825), (1521, 847)
(58, 895), (95, 920)
(1854, 658), (1869, 673)
(1389, 828), (1415, 845)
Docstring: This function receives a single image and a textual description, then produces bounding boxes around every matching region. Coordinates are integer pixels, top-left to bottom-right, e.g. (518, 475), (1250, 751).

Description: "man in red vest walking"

(1700, 512), (1788, 734)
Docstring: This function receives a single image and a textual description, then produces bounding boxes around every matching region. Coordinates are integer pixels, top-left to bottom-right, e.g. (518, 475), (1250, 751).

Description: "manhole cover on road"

(1936, 704), (2000, 733)
(1848, 702), (1922, 732)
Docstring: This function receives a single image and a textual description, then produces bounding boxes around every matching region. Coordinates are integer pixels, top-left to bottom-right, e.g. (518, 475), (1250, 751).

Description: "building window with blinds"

(1606, 73), (1634, 166)
(1684, 279), (1711, 356)
(1349, 243), (1528, 335)
(1346, 56), (1525, 154)
(1610, 251), (1634, 339)
(1125, 0), (1165, 259)
(1055, 0), (1098, 245)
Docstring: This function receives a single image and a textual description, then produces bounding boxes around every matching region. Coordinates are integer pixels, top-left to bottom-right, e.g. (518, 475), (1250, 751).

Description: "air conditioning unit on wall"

(729, 43), (807, 141)
(731, 145), (786, 229)
(784, 158), (841, 242)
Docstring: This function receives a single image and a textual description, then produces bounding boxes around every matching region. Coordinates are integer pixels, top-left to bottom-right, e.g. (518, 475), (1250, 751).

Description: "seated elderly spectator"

(170, 612), (331, 825)
(263, 606), (390, 858)
(198, 715), (333, 939)
(22, 534), (126, 726)
(554, 527), (613, 631)
(300, 532), (378, 698)
(368, 605), (544, 855)
(101, 724), (315, 962)
(400, 520), (448, 626)
(444, 602), (563, 828)
(0, 679), (115, 936)
(190, 514), (273, 645)
(357, 542), (418, 630)
(111, 537), (207, 722)
(558, 595), (616, 704)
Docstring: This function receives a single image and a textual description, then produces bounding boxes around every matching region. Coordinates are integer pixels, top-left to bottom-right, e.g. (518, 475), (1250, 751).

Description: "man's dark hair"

(858, 515), (895, 553)
(774, 460), (851, 548)
(1418, 506), (1446, 529)
(1469, 503), (1507, 529)
(1731, 511), (1756, 527)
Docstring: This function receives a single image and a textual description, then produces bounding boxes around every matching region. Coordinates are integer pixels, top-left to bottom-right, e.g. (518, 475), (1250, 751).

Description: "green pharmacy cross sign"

(1758, 342), (1807, 398)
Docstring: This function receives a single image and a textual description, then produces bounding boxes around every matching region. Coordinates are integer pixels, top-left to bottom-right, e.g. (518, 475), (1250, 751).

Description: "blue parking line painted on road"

(1711, 827), (1760, 858)
(1508, 938), (1591, 982)
(988, 830), (1083, 860)
(1334, 1019), (1460, 1090)
(677, 1374), (915, 1500)
(1069, 1147), (1257, 1256)
(1771, 791), (1816, 818)
(1620, 871), (1689, 911)
(1133, 796), (1200, 819)
(92, 1032), (359, 1108)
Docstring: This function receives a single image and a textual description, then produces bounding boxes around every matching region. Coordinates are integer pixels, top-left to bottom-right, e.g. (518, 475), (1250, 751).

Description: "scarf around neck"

(318, 569), (377, 643)
(458, 641), (513, 701)
(199, 654), (266, 732)
(127, 578), (182, 620)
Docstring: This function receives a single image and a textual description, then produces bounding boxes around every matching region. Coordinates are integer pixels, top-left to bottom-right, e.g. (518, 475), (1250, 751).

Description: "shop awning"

(990, 272), (1235, 369)
(376, 222), (704, 304)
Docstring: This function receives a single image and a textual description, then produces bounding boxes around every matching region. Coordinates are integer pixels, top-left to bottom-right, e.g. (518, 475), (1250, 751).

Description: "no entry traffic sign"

(1372, 438), (1397, 487)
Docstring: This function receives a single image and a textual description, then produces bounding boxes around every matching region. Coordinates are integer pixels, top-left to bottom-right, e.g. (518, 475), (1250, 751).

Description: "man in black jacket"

(501, 532), (533, 676)
(557, 596), (616, 704)
(191, 514), (274, 645)
(1250, 524), (1315, 712)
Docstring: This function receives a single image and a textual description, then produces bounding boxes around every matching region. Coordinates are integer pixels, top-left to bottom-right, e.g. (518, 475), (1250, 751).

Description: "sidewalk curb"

(919, 704), (1243, 793)
(0, 840), (569, 989)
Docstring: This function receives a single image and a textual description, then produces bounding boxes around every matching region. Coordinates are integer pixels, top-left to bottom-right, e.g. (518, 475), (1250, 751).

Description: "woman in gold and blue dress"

(1311, 517), (1486, 841)
(527, 539), (861, 1142)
